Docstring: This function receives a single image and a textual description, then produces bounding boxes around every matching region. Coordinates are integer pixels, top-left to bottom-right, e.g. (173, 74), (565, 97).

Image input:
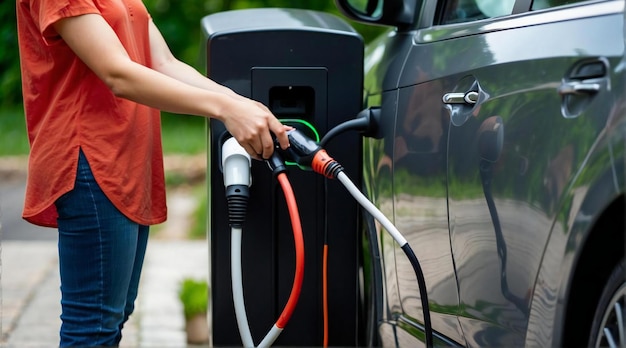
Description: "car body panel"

(442, 11), (623, 347)
(363, 30), (414, 94)
(360, 0), (625, 346)
(393, 81), (461, 344)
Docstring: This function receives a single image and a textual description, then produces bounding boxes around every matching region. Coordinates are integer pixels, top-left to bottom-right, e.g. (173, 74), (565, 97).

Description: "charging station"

(201, 8), (364, 347)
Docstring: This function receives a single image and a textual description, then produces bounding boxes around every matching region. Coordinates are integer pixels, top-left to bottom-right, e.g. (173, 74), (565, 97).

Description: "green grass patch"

(0, 108), (207, 156)
(188, 184), (208, 240)
(160, 112), (207, 155)
(0, 107), (30, 156)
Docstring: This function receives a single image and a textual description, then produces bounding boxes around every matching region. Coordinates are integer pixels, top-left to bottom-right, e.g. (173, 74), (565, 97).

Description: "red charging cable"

(275, 172), (305, 329)
(255, 172), (305, 347)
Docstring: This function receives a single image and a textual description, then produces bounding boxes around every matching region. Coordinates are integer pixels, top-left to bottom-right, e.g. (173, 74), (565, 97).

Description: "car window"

(439, 0), (516, 24)
(438, 0), (593, 25)
(531, 0), (590, 10)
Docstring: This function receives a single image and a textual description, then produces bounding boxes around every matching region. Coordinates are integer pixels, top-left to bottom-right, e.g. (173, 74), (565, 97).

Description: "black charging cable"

(319, 107), (382, 147)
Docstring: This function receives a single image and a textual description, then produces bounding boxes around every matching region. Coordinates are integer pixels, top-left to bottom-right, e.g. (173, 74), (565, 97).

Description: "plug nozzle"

(282, 128), (322, 167)
(279, 128), (344, 179)
(222, 137), (252, 228)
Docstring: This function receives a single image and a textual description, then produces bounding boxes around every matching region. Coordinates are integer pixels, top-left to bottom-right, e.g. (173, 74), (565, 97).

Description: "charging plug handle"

(222, 137), (252, 228)
(279, 128), (322, 168)
(279, 128), (345, 179)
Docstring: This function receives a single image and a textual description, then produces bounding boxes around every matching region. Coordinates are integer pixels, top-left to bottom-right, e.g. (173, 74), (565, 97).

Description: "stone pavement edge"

(1, 239), (210, 348)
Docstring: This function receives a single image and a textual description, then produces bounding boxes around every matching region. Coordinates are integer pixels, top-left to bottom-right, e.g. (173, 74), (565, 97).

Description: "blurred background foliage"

(1, 1), (22, 107)
(1, 0), (388, 238)
(1, 0), (386, 109)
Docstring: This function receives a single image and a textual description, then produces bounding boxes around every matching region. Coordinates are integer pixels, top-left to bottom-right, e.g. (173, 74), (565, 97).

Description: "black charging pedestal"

(202, 8), (364, 347)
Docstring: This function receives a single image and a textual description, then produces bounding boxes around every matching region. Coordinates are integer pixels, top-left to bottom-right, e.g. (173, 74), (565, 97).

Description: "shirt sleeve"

(34, 0), (100, 45)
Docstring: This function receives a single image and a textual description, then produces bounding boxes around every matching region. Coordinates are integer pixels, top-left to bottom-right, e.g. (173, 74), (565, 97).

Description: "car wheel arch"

(525, 137), (625, 346)
(557, 192), (625, 347)
(526, 183), (624, 347)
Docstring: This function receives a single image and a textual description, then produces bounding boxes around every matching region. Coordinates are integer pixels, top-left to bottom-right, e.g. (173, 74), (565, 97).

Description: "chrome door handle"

(443, 91), (479, 104)
(558, 81), (601, 95)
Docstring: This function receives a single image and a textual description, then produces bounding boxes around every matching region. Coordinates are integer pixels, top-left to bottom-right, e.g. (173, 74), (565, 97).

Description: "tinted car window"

(532, 0), (591, 10)
(440, 0), (515, 24)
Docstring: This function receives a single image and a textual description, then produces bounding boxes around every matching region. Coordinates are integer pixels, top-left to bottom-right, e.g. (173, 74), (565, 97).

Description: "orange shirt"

(17, 0), (167, 227)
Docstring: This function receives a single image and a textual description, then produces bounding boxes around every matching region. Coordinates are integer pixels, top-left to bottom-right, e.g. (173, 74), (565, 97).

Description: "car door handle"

(557, 81), (601, 96)
(442, 91), (479, 104)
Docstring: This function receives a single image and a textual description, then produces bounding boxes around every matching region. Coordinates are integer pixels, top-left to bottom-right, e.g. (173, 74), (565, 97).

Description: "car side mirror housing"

(334, 0), (421, 29)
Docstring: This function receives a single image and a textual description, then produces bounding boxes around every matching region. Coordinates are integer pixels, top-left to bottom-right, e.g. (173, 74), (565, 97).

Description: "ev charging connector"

(221, 136), (252, 228)
(277, 129), (344, 180)
(221, 136), (256, 347)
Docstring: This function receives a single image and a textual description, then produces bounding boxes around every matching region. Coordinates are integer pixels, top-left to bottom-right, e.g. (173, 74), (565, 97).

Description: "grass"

(0, 107), (30, 156)
(188, 184), (209, 239)
(0, 107), (207, 156)
(160, 112), (207, 155)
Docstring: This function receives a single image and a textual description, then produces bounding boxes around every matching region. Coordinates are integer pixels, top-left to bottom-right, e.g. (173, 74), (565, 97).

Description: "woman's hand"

(220, 96), (291, 160)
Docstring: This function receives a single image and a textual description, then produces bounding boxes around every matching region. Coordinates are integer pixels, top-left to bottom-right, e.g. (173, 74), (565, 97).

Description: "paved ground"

(1, 239), (209, 347)
(0, 155), (211, 347)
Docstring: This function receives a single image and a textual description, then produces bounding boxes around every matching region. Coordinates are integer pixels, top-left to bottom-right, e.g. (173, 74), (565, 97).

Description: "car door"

(359, 17), (465, 348)
(395, 0), (622, 346)
(338, 0), (624, 346)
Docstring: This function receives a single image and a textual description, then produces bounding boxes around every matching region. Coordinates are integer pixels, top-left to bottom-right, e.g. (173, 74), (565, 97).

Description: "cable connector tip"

(311, 150), (344, 179)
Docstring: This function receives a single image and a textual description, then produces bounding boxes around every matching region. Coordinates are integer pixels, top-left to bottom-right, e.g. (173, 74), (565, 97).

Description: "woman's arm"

(147, 20), (241, 98)
(53, 14), (288, 159)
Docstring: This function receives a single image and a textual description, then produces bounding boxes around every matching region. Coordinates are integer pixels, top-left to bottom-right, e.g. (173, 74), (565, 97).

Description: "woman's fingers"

(223, 98), (293, 160)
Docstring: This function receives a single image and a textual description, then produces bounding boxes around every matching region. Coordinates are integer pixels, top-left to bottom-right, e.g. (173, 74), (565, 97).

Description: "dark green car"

(336, 0), (626, 346)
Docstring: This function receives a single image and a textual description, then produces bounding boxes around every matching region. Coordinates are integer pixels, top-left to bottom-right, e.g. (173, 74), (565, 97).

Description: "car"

(334, 0), (626, 347)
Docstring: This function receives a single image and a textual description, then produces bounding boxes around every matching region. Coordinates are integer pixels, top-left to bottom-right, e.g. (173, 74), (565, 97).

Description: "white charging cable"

(223, 138), (305, 348)
(336, 171), (407, 246)
(222, 137), (255, 347)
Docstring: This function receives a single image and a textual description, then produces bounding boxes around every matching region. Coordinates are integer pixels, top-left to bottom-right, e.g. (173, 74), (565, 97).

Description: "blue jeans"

(55, 150), (149, 347)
